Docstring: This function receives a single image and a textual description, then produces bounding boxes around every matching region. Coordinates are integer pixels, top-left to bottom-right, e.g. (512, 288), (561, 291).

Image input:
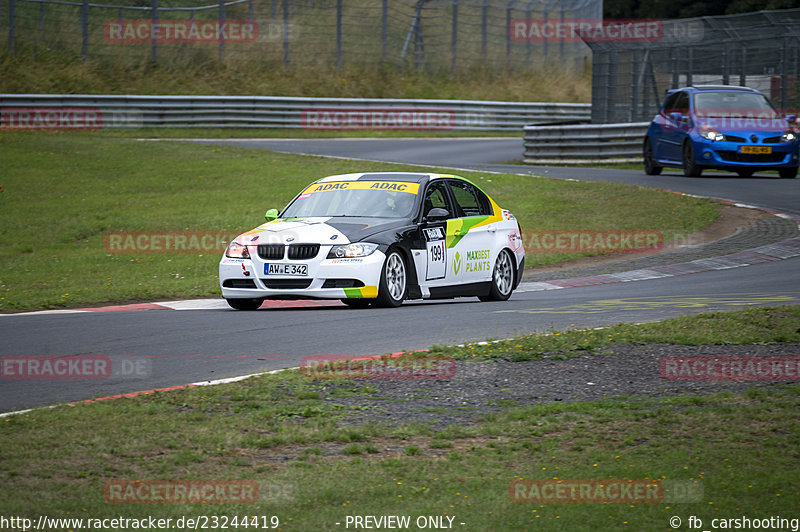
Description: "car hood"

(238, 217), (410, 245)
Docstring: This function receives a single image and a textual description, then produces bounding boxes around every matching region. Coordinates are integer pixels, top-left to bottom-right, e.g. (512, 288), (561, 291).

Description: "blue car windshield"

(282, 182), (419, 219)
(694, 92), (777, 118)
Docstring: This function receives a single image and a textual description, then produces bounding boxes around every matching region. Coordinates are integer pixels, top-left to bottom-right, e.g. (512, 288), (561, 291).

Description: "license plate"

(739, 146), (771, 154)
(264, 263), (308, 276)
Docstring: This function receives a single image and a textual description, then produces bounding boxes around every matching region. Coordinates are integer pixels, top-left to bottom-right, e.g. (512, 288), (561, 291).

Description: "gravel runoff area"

(319, 344), (800, 427)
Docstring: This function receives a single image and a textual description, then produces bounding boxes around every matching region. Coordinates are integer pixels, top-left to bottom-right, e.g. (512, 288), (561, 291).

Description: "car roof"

(666, 85), (762, 95)
(313, 172), (461, 185)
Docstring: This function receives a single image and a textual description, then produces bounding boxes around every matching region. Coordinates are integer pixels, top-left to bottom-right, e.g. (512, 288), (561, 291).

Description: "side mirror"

(786, 115), (797, 124)
(669, 112), (684, 124)
(425, 207), (449, 222)
(264, 208), (279, 222)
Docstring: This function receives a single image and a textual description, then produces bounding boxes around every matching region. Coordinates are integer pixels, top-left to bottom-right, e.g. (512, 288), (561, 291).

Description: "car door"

(445, 180), (496, 285)
(419, 180), (454, 284)
(660, 91), (690, 163)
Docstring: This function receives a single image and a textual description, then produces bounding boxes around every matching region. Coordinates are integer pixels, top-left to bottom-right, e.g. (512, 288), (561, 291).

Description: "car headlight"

(225, 238), (250, 259)
(327, 243), (379, 259)
(780, 130), (798, 143)
(699, 125), (724, 142)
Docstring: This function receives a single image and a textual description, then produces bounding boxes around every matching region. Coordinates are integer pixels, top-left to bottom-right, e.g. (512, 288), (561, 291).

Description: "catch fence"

(1, 0), (601, 71)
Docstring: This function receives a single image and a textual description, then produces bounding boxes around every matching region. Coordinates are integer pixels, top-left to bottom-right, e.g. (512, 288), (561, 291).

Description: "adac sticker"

(301, 181), (420, 195)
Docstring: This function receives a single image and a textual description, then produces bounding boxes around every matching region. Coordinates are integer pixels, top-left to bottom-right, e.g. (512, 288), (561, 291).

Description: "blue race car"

(643, 85), (799, 178)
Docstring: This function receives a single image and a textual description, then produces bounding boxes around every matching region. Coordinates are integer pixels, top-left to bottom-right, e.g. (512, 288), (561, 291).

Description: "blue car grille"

(723, 134), (746, 143)
(718, 151), (785, 163)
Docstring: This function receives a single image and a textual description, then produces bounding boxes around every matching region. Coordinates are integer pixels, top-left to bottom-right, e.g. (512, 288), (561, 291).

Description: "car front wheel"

(682, 141), (703, 177)
(779, 167), (798, 179)
(479, 249), (514, 302)
(376, 250), (406, 307)
(226, 298), (264, 310)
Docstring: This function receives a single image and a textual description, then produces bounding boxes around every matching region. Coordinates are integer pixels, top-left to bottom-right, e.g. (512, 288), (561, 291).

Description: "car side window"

(674, 92), (689, 115)
(422, 181), (453, 218)
(449, 181), (492, 218)
(662, 93), (679, 115)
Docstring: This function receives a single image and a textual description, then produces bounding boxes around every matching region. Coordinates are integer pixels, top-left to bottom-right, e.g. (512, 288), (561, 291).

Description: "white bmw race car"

(219, 172), (525, 309)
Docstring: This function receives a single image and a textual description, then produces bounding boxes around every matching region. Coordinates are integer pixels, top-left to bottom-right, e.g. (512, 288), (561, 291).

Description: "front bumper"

(219, 248), (385, 301)
(691, 139), (799, 169)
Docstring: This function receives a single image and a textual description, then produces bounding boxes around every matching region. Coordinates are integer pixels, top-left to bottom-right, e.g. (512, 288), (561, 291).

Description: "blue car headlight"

(780, 130), (798, 143)
(699, 125), (724, 142)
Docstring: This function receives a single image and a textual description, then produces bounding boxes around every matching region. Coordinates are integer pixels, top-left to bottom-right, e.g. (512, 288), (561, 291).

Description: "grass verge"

(1, 306), (798, 530)
(0, 132), (719, 310)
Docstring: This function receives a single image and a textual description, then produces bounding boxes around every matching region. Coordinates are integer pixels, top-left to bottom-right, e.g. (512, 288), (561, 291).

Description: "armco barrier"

(523, 122), (650, 164)
(0, 95), (589, 131)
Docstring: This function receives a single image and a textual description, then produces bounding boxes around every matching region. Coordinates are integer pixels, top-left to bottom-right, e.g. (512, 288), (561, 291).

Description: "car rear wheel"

(479, 249), (514, 302)
(226, 298), (263, 310)
(779, 167), (798, 179)
(682, 142), (703, 177)
(376, 250), (406, 307)
(643, 138), (662, 175)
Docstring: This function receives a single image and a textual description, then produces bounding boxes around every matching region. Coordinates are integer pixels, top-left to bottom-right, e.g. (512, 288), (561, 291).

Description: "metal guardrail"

(0, 94), (590, 131)
(523, 122), (649, 164)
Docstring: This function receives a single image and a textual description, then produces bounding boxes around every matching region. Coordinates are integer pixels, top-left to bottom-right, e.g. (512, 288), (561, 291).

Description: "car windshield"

(694, 92), (778, 118)
(281, 180), (419, 219)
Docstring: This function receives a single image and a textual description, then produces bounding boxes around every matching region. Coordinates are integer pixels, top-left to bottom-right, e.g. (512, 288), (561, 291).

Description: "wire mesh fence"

(0, 0), (600, 72)
(587, 8), (800, 123)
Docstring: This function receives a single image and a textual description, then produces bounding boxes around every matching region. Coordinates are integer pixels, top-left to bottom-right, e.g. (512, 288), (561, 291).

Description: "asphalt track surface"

(2, 138), (799, 412)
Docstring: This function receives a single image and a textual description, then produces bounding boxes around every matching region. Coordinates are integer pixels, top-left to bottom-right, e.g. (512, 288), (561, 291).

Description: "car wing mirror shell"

(424, 207), (450, 222)
(669, 112), (685, 124)
(265, 208), (279, 222)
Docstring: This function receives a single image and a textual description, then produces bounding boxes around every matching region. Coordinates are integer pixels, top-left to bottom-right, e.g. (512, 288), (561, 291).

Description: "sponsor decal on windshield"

(300, 181), (420, 195)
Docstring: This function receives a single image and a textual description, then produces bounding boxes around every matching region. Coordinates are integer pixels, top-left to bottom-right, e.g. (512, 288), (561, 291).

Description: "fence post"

(81, 0), (88, 60)
(739, 47), (747, 87)
(283, 0), (290, 67)
(336, 0), (342, 69)
(38, 2), (45, 41)
(382, 0), (387, 61)
(505, 3), (513, 64)
(780, 36), (788, 110)
(219, 0), (225, 63)
(451, 0), (458, 72)
(9, 0), (16, 53)
(151, 0), (158, 62)
(480, 0), (487, 61)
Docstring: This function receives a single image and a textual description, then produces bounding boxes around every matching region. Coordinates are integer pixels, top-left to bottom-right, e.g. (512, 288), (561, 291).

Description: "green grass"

(1, 306), (798, 529)
(433, 306), (800, 361)
(0, 132), (719, 310)
(1, 48), (592, 102)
